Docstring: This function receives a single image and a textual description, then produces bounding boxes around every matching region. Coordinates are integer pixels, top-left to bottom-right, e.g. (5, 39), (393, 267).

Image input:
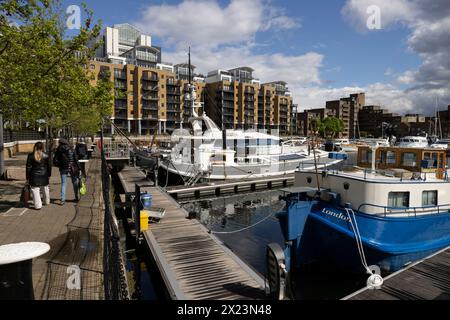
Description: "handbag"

(79, 178), (87, 196)
(70, 162), (80, 177)
(20, 184), (31, 207)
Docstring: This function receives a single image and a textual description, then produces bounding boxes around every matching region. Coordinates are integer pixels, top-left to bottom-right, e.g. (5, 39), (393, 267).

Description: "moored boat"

(274, 145), (450, 277)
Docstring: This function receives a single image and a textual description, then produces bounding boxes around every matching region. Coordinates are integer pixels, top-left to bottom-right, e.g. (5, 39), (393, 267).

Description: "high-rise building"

(93, 23), (162, 68)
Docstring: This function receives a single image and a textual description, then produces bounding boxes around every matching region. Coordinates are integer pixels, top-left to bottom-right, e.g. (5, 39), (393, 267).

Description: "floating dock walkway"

(118, 166), (266, 300)
(343, 246), (450, 300)
(166, 175), (294, 200)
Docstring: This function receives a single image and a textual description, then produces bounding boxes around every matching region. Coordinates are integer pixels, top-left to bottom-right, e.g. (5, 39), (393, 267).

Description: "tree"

(0, 0), (107, 133)
(319, 117), (345, 139)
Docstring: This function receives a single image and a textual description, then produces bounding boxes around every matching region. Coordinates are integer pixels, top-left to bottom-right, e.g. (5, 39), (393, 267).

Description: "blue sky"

(62, 0), (450, 114)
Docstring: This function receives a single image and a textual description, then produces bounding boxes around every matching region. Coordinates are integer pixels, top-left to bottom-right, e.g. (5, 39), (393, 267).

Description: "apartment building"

(438, 105), (450, 138)
(358, 105), (402, 137)
(204, 68), (294, 135)
(89, 24), (296, 136)
(89, 60), (205, 135)
(296, 107), (336, 136)
(325, 93), (365, 139)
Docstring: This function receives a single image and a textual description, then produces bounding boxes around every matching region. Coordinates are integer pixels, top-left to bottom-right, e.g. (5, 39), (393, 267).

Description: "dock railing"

(100, 131), (130, 300)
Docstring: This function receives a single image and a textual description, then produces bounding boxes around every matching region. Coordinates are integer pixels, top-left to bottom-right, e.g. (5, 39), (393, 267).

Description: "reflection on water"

(181, 189), (366, 300)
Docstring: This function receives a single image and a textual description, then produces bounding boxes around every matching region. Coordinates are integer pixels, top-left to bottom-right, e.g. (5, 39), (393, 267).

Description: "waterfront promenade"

(0, 155), (104, 299)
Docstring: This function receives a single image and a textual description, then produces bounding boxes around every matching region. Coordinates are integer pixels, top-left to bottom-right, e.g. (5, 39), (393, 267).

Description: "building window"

(401, 152), (417, 167)
(388, 192), (410, 208)
(422, 190), (437, 206)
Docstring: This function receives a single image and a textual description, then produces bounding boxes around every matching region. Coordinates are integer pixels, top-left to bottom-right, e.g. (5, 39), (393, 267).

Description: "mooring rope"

(344, 207), (384, 288)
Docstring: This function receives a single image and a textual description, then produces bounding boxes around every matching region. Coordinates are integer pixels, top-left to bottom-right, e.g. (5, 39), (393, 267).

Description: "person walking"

(26, 142), (51, 210)
(75, 140), (88, 180)
(53, 138), (80, 205)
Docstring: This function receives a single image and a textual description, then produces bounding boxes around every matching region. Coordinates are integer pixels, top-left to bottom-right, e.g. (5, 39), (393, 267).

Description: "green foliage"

(309, 117), (321, 135)
(319, 117), (345, 139)
(0, 0), (112, 135)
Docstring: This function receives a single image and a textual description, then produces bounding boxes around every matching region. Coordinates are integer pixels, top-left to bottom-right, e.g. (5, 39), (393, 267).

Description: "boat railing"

(299, 162), (449, 182)
(357, 203), (450, 218)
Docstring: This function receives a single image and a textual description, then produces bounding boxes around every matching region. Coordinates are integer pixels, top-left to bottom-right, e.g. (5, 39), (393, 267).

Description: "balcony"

(115, 102), (127, 110)
(142, 103), (158, 111)
(142, 112), (158, 120)
(167, 115), (180, 121)
(167, 88), (181, 95)
(167, 97), (181, 104)
(142, 95), (159, 101)
(222, 93), (235, 102)
(114, 111), (128, 119)
(166, 79), (177, 86)
(219, 87), (234, 93)
(142, 74), (158, 82)
(114, 82), (127, 90)
(142, 85), (159, 92)
(167, 105), (181, 113)
(114, 71), (127, 80)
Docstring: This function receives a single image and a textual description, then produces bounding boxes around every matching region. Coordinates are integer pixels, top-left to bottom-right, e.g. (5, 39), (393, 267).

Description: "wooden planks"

(118, 166), (266, 300)
(344, 246), (450, 300)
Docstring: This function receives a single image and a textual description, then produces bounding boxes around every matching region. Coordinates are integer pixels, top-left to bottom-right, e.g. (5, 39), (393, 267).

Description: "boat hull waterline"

(283, 201), (450, 273)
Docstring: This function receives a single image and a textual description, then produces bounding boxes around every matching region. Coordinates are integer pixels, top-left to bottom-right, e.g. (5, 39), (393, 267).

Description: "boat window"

(361, 149), (372, 164)
(422, 190), (437, 206)
(401, 152), (417, 167)
(388, 192), (410, 208)
(380, 151), (396, 165)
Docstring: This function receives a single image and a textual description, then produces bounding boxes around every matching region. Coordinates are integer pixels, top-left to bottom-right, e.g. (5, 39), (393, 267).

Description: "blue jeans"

(60, 172), (80, 202)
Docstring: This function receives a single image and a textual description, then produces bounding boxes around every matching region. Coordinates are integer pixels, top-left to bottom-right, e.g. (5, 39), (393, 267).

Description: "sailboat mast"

(435, 97), (438, 138)
(188, 46), (192, 85)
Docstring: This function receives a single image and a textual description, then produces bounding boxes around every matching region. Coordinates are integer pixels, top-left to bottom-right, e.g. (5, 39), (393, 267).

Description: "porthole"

(344, 182), (350, 190)
(307, 177), (312, 184)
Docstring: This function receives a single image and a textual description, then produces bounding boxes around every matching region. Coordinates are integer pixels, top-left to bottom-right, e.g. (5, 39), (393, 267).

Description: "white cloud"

(164, 45), (324, 107)
(341, 0), (416, 32)
(342, 0), (450, 115)
(135, 0), (300, 49)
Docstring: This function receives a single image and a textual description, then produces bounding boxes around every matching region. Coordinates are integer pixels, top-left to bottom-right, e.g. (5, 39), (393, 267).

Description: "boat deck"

(343, 246), (450, 300)
(118, 166), (266, 300)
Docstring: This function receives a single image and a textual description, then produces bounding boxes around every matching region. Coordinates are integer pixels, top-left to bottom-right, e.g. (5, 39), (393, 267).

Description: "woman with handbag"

(53, 138), (80, 205)
(26, 142), (51, 210)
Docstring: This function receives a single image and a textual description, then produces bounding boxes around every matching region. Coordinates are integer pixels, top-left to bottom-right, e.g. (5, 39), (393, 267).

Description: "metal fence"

(101, 144), (131, 300)
(2, 129), (45, 143)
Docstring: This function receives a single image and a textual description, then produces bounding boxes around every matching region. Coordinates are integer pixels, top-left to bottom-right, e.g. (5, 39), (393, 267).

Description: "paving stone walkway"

(0, 157), (104, 300)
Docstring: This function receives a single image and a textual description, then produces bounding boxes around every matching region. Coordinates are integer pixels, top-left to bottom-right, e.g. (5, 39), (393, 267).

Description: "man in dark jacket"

(53, 138), (80, 205)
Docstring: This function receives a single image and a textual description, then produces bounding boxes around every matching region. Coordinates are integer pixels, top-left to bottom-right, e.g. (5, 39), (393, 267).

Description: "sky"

(63, 0), (450, 115)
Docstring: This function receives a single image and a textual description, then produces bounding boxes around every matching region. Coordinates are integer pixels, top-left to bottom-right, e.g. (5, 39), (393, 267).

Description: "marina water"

(180, 188), (367, 300)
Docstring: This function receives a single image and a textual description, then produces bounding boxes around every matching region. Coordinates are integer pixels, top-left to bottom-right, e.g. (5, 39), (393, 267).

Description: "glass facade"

(115, 24), (141, 47)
